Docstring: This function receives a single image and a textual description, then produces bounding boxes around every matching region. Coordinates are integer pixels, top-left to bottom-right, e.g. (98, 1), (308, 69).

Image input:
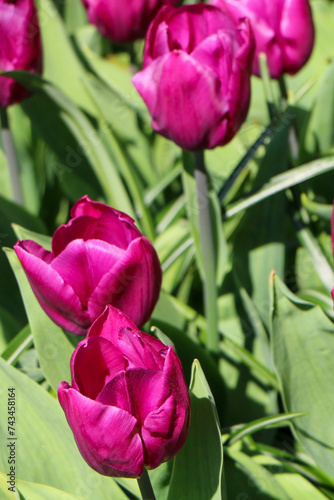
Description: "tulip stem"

(194, 150), (219, 352)
(137, 469), (156, 500)
(259, 53), (276, 121)
(0, 107), (23, 205)
(279, 76), (299, 163)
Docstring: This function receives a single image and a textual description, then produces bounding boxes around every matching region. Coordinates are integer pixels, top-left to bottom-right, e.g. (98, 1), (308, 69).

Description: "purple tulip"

(58, 305), (190, 478)
(81, 0), (181, 43)
(132, 4), (254, 151)
(14, 196), (162, 335)
(0, 0), (42, 108)
(210, 0), (315, 79)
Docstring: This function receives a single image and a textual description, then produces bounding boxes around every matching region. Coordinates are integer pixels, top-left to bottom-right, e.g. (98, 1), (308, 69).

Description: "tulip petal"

(143, 7), (172, 66)
(53, 196), (140, 255)
(88, 306), (165, 353)
(14, 241), (89, 334)
(71, 338), (126, 398)
(167, 4), (237, 54)
(125, 368), (169, 423)
(280, 0), (314, 74)
(88, 237), (162, 327)
(141, 349), (190, 468)
(96, 371), (132, 413)
(133, 51), (226, 151)
(51, 239), (125, 306)
(58, 384), (143, 478)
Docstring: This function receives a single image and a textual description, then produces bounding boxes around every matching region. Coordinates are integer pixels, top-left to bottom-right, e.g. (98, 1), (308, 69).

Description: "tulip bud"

(210, 0), (315, 79)
(0, 0), (42, 108)
(132, 4), (254, 151)
(81, 0), (182, 44)
(14, 196), (162, 334)
(58, 306), (190, 478)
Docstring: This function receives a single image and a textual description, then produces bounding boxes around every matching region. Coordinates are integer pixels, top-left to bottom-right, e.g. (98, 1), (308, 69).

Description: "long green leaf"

(224, 156), (334, 218)
(271, 273), (334, 477)
(167, 360), (225, 500)
(4, 71), (134, 216)
(226, 448), (290, 499)
(227, 412), (306, 446)
(1, 325), (32, 365)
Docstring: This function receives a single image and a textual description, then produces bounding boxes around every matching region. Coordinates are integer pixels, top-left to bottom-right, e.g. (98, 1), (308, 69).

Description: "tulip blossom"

(0, 0), (42, 108)
(14, 196), (162, 334)
(58, 306), (190, 478)
(81, 0), (181, 43)
(210, 0), (315, 79)
(132, 4), (254, 151)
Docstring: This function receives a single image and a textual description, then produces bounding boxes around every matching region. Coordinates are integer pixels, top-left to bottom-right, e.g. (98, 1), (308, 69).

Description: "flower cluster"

(15, 196), (190, 477)
(9, 0), (316, 484)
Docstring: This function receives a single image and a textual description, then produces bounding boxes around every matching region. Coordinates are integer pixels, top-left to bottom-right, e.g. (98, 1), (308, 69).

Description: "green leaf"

(224, 156), (334, 218)
(227, 412), (306, 446)
(18, 480), (85, 500)
(231, 122), (288, 329)
(0, 471), (22, 499)
(4, 248), (74, 392)
(220, 337), (280, 391)
(12, 224), (52, 251)
(276, 473), (330, 500)
(81, 73), (155, 239)
(167, 360), (225, 500)
(271, 273), (334, 478)
(0, 195), (46, 235)
(34, 0), (95, 115)
(64, 0), (87, 34)
(1, 325), (32, 365)
(305, 59), (334, 155)
(0, 359), (138, 500)
(225, 448), (290, 499)
(300, 194), (333, 221)
(7, 71), (134, 216)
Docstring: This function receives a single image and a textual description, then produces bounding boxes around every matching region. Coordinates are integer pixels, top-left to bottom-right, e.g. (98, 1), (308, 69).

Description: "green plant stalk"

(137, 469), (156, 500)
(279, 75), (299, 163)
(194, 150), (219, 352)
(259, 53), (276, 121)
(0, 107), (23, 205)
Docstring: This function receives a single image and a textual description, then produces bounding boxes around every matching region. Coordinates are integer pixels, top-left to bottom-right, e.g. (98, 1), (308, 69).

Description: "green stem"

(0, 107), (23, 205)
(137, 469), (156, 500)
(278, 75), (289, 104)
(279, 75), (299, 163)
(259, 53), (276, 121)
(194, 150), (219, 352)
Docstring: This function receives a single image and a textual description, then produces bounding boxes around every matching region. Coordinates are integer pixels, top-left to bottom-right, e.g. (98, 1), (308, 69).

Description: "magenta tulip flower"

(0, 0), (42, 108)
(210, 0), (315, 79)
(58, 306), (190, 478)
(81, 0), (181, 43)
(132, 4), (254, 151)
(14, 196), (162, 335)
